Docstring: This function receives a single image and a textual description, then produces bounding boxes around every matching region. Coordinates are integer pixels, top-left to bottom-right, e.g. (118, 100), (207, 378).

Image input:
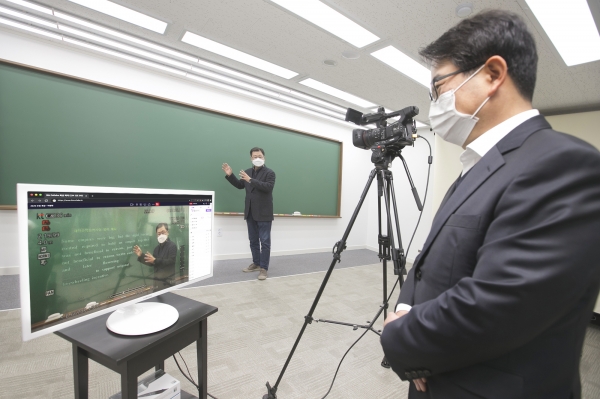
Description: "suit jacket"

(137, 237), (177, 289)
(380, 116), (600, 399)
(225, 165), (275, 221)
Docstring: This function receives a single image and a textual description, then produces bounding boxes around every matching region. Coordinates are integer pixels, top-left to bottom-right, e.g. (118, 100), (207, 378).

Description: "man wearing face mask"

(133, 223), (177, 290)
(222, 147), (276, 281)
(380, 10), (600, 399)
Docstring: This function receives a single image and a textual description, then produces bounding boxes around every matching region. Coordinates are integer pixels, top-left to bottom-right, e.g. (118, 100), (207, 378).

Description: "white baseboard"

(0, 266), (19, 276)
(214, 245), (368, 260)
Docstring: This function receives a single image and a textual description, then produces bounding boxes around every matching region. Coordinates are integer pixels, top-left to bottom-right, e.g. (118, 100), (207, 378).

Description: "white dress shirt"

(396, 109), (540, 313)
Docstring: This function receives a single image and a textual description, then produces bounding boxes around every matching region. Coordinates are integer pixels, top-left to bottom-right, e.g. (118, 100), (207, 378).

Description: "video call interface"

(26, 191), (213, 333)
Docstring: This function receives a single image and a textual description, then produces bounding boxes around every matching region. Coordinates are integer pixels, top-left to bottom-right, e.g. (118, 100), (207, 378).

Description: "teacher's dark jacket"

(381, 116), (600, 399)
(137, 237), (177, 290)
(225, 165), (275, 221)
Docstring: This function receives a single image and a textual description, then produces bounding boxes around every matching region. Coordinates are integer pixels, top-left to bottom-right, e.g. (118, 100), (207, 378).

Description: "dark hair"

(419, 10), (538, 101)
(250, 147), (265, 156)
(156, 223), (169, 232)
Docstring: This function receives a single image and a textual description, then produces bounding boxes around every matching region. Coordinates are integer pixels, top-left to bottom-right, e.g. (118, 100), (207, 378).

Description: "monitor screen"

(17, 184), (214, 341)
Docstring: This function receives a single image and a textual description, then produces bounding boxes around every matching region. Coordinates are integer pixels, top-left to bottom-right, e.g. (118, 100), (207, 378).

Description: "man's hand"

(133, 245), (142, 257)
(222, 163), (232, 176)
(383, 310), (408, 327)
(414, 378), (428, 392)
(383, 310), (428, 392)
(239, 170), (251, 182)
(144, 252), (155, 264)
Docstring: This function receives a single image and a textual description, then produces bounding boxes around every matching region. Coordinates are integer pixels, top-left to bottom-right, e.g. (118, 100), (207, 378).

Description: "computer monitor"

(17, 184), (214, 341)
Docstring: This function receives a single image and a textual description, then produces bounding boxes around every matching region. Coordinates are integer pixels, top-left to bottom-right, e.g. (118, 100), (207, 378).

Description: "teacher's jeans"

(246, 213), (272, 270)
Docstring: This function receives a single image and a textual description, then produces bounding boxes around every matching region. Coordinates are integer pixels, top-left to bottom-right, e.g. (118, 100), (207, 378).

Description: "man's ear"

(483, 56), (508, 97)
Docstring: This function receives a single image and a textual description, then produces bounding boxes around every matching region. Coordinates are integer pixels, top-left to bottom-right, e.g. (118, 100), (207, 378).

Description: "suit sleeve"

(381, 144), (600, 376)
(225, 173), (245, 189)
(137, 254), (149, 266)
(250, 169), (275, 193)
(396, 266), (416, 306)
(154, 243), (177, 268)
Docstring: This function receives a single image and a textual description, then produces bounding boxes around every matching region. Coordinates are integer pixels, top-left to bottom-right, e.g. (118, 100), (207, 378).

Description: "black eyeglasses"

(429, 66), (479, 101)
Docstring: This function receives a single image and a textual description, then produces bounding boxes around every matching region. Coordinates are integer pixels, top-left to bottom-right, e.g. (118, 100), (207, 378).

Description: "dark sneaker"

(258, 268), (268, 280)
(243, 263), (261, 272)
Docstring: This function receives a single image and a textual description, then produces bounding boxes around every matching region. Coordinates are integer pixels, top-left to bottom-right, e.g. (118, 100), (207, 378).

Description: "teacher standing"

(222, 147), (276, 281)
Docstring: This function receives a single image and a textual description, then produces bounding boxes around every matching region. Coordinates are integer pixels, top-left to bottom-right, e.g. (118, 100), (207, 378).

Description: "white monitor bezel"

(17, 183), (214, 341)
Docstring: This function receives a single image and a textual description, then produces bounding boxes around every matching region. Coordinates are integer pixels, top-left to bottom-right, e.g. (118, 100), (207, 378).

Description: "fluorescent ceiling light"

(371, 46), (430, 87)
(63, 37), (185, 76)
(186, 73), (273, 102)
(288, 90), (347, 113)
(270, 0), (379, 48)
(269, 97), (346, 124)
(194, 59), (290, 91)
(0, 5), (56, 28)
(525, 0), (600, 66)
(194, 59), (345, 112)
(190, 66), (278, 97)
(299, 78), (375, 108)
(66, 0), (167, 34)
(278, 94), (344, 118)
(58, 25), (190, 69)
(182, 31), (298, 79)
(0, 15), (61, 39)
(5, 0), (51, 14)
(54, 11), (197, 62)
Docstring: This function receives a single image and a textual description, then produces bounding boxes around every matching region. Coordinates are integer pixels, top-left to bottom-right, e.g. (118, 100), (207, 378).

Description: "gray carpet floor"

(0, 249), (386, 311)
(1, 251), (599, 398)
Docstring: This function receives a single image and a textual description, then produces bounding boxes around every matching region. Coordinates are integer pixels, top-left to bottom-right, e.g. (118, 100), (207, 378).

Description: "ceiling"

(3, 0), (600, 123)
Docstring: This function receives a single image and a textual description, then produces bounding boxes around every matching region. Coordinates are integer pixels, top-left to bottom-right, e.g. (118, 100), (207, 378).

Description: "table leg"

(197, 319), (207, 399)
(156, 361), (165, 373)
(73, 345), (88, 399)
(121, 364), (138, 399)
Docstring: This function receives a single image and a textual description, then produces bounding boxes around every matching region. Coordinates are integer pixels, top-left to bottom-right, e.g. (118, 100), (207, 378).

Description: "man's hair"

(156, 223), (169, 232)
(250, 147), (265, 156)
(419, 9), (538, 101)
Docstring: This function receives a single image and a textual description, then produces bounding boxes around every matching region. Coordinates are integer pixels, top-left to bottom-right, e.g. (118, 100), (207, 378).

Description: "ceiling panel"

(3, 0), (598, 121)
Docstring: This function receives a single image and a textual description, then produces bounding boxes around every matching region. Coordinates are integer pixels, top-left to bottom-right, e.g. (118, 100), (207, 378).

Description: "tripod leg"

(379, 170), (408, 369)
(263, 168), (378, 399)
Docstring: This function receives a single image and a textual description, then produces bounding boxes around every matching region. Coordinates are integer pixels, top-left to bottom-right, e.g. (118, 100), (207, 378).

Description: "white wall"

(0, 26), (432, 274)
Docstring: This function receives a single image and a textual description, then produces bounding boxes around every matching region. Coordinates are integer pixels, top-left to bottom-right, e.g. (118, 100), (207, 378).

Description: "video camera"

(346, 106), (419, 166)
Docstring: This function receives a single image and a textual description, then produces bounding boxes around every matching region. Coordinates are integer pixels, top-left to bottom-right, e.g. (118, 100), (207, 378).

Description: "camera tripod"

(263, 152), (423, 399)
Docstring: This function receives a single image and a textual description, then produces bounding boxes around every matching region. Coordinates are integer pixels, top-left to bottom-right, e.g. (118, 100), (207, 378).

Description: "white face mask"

(429, 65), (490, 147)
(157, 234), (168, 244)
(252, 158), (265, 167)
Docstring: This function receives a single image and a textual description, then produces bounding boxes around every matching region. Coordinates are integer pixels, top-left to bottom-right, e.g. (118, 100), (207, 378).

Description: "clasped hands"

(384, 310), (428, 392)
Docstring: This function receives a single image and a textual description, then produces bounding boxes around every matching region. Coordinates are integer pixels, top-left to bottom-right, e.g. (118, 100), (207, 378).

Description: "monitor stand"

(106, 302), (179, 335)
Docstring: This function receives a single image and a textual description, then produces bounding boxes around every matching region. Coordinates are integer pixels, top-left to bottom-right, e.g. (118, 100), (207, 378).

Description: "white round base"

(106, 302), (179, 336)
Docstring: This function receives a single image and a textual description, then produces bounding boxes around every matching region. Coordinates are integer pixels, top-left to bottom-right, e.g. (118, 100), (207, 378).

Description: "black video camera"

(346, 106), (419, 166)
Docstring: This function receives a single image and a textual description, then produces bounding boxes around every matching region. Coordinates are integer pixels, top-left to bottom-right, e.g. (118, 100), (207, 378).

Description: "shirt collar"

(460, 109), (539, 175)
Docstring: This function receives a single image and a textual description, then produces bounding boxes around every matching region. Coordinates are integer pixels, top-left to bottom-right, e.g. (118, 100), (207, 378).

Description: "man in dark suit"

(222, 147), (276, 280)
(133, 223), (177, 290)
(380, 10), (600, 399)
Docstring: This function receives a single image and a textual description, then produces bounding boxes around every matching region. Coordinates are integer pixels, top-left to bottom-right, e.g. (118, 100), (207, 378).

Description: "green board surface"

(0, 62), (341, 216)
(28, 205), (190, 332)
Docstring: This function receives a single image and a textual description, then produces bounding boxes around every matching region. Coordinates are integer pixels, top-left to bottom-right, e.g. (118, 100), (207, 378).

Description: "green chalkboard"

(0, 61), (342, 216)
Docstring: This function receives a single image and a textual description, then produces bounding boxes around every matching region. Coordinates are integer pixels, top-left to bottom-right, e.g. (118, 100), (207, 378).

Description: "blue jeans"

(246, 213), (272, 270)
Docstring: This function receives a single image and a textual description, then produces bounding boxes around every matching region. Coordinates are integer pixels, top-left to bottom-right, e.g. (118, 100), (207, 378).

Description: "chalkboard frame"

(0, 59), (343, 217)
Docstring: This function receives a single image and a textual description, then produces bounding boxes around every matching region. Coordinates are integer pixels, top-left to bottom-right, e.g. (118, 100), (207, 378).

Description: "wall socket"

(217, 228), (222, 237)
